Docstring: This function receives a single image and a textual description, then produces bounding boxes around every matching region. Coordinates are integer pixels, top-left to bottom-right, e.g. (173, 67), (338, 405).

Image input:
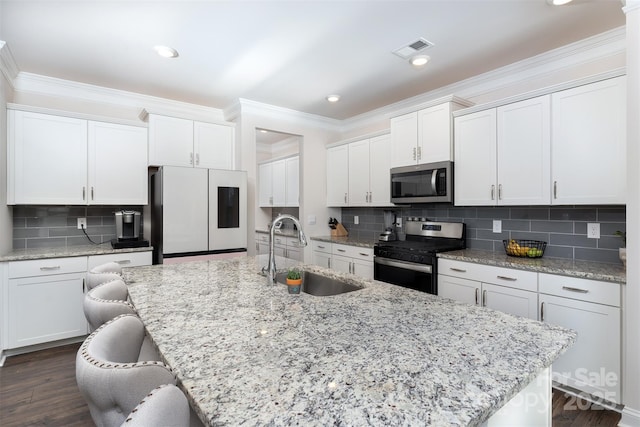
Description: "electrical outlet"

(587, 223), (600, 239)
(354, 215), (359, 225)
(493, 220), (502, 233)
(77, 218), (87, 230)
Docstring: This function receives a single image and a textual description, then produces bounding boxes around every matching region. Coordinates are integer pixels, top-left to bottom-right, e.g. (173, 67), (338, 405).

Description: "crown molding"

(227, 98), (341, 132)
(341, 26), (626, 133)
(12, 71), (226, 122)
(0, 41), (19, 86)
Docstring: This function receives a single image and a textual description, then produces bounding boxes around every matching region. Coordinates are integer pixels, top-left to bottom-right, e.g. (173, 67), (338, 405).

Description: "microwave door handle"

(431, 169), (438, 195)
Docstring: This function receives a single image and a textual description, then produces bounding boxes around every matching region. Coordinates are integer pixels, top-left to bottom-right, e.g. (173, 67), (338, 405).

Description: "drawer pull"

(475, 288), (479, 305)
(358, 252), (370, 257)
(497, 275), (517, 281)
(40, 266), (61, 271)
(115, 260), (131, 265)
(450, 268), (467, 273)
(482, 290), (487, 307)
(562, 286), (589, 294)
(337, 249), (346, 253)
(317, 245), (326, 249)
(541, 302), (545, 322)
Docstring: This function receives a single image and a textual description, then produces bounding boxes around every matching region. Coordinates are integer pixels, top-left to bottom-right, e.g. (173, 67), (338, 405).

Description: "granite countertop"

(310, 235), (377, 249)
(255, 229), (299, 237)
(125, 256), (575, 426)
(438, 249), (626, 284)
(0, 244), (152, 262)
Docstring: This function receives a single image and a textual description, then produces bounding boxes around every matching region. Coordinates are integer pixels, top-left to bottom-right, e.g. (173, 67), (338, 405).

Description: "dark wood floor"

(0, 343), (623, 426)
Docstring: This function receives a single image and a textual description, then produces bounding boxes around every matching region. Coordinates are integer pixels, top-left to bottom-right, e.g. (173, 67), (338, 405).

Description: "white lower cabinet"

(2, 251), (152, 352)
(257, 233), (304, 261)
(539, 273), (621, 403)
(311, 241), (373, 279)
(6, 257), (88, 349)
(438, 260), (538, 320)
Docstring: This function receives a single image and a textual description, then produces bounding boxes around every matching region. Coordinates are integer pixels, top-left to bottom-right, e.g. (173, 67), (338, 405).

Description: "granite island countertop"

(438, 249), (626, 284)
(0, 244), (152, 262)
(125, 256), (575, 427)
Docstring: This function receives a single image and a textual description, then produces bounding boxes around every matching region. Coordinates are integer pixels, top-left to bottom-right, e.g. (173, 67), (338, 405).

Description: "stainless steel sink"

(276, 271), (362, 296)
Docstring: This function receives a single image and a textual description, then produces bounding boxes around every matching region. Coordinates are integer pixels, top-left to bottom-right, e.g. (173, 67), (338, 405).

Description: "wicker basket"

(503, 239), (546, 258)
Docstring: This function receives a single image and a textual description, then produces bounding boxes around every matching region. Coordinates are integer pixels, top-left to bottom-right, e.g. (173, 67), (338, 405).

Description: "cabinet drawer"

(285, 236), (303, 248)
(8, 257), (87, 279)
(87, 251), (152, 270)
(438, 259), (537, 292)
(539, 273), (620, 307)
(273, 236), (287, 247)
(332, 243), (373, 261)
(255, 232), (269, 243)
(312, 241), (332, 253)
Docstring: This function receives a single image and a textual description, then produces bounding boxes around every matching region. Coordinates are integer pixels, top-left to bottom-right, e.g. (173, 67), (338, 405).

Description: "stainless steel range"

(373, 219), (465, 295)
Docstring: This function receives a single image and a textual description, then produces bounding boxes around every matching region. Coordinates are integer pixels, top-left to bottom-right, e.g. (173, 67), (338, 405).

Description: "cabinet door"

(313, 251), (332, 269)
(88, 122), (148, 205)
(148, 115), (194, 167)
(481, 283), (538, 320)
(326, 145), (349, 206)
(497, 96), (551, 205)
(256, 242), (269, 255)
(348, 139), (370, 206)
(551, 76), (626, 204)
(368, 134), (393, 206)
(390, 112), (418, 168)
(540, 293), (621, 403)
(271, 159), (287, 206)
(285, 156), (299, 207)
(194, 121), (234, 170)
(331, 254), (352, 275)
(352, 259), (373, 280)
(258, 163), (273, 207)
(162, 167), (209, 254)
(9, 110), (87, 205)
(418, 103), (453, 163)
(8, 273), (87, 348)
(454, 109), (497, 206)
(437, 275), (480, 305)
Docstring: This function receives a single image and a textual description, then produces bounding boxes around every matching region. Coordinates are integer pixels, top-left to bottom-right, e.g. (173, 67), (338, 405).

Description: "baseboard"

(1, 336), (87, 359)
(619, 406), (640, 427)
(552, 381), (624, 413)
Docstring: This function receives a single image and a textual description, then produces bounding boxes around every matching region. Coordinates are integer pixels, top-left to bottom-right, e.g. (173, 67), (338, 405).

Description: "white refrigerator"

(151, 166), (247, 264)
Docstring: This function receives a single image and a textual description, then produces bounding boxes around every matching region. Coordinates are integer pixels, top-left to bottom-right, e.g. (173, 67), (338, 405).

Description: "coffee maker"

(111, 210), (149, 249)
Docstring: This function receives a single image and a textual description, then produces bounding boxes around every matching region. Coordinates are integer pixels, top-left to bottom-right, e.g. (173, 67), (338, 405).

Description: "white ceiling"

(0, 0), (625, 120)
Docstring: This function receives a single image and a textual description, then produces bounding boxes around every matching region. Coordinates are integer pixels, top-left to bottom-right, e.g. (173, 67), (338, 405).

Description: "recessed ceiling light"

(326, 94), (340, 103)
(154, 45), (179, 58)
(546, 0), (573, 5)
(410, 55), (430, 67)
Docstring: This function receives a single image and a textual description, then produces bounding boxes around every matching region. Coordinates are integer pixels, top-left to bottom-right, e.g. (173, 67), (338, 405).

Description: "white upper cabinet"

(496, 95), (551, 205)
(194, 121), (234, 170)
(88, 121), (148, 205)
(8, 109), (147, 205)
(326, 145), (349, 207)
(390, 112), (418, 168)
(9, 110), (88, 205)
(327, 133), (392, 207)
(454, 109), (497, 206)
(368, 134), (392, 205)
(285, 156), (300, 207)
(391, 100), (469, 168)
(551, 76), (626, 205)
(258, 156), (299, 207)
(148, 113), (235, 170)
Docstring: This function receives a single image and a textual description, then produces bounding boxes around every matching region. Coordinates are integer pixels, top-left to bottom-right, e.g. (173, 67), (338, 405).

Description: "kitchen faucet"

(263, 214), (308, 284)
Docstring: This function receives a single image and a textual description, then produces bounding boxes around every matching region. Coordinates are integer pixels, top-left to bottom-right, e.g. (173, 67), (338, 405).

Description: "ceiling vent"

(393, 38), (434, 60)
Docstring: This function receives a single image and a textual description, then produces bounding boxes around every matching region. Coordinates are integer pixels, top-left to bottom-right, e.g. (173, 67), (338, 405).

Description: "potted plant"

(615, 231), (626, 267)
(286, 267), (302, 294)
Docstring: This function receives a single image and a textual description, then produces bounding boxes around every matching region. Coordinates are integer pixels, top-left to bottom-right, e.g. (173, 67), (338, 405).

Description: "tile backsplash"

(12, 206), (144, 249)
(340, 205), (626, 264)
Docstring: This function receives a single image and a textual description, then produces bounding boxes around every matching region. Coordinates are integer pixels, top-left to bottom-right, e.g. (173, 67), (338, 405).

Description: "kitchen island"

(125, 256), (575, 426)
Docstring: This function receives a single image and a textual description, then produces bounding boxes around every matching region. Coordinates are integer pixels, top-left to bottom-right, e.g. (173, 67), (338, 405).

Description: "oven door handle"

(374, 257), (432, 274)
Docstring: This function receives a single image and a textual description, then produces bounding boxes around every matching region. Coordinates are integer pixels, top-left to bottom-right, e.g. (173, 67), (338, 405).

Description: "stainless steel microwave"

(390, 161), (453, 204)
